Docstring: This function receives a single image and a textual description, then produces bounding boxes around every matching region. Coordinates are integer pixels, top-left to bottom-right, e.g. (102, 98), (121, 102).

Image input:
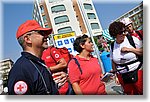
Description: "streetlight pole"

(78, 1), (105, 73)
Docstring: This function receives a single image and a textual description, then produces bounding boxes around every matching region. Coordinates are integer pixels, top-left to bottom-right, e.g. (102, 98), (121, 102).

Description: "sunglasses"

(118, 30), (126, 35)
(26, 31), (46, 36)
(125, 25), (132, 29)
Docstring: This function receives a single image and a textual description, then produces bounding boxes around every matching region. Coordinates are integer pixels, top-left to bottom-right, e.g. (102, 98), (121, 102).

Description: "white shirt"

(110, 36), (142, 73)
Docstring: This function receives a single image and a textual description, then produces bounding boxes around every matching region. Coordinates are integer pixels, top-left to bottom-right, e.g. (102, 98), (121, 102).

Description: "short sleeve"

(50, 47), (63, 62)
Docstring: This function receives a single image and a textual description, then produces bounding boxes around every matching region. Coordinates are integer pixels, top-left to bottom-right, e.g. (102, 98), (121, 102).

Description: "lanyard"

(38, 61), (52, 75)
(29, 60), (50, 94)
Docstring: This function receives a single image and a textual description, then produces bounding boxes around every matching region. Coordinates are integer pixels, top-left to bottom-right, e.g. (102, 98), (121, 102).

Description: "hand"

(52, 71), (68, 88)
(121, 47), (131, 52)
(114, 76), (120, 85)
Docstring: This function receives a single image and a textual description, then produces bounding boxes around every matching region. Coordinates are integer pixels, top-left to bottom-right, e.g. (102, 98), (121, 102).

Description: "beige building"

(0, 59), (13, 86)
(33, 0), (103, 37)
(32, 0), (104, 71)
(115, 2), (143, 30)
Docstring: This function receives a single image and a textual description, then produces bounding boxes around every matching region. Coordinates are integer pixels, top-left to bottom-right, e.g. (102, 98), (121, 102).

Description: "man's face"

(125, 23), (134, 33)
(26, 31), (49, 50)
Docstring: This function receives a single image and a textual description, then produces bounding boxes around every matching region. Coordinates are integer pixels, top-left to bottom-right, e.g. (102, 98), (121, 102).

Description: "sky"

(1, 0), (143, 62)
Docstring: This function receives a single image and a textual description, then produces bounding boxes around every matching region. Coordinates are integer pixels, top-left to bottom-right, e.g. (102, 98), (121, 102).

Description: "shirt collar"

(21, 52), (44, 63)
(75, 55), (93, 61)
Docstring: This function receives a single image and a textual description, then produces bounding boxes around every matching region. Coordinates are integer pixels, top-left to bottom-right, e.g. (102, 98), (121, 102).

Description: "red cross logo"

(14, 81), (28, 95)
(17, 84), (24, 92)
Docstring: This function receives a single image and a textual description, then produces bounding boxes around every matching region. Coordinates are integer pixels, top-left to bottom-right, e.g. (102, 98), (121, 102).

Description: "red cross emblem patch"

(14, 81), (28, 95)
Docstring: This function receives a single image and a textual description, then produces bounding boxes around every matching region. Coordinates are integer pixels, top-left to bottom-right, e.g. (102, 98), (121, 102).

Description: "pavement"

(0, 76), (125, 95)
(105, 77), (124, 95)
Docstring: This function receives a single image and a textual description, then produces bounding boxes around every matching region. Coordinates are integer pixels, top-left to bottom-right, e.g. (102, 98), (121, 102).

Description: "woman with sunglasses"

(109, 21), (143, 95)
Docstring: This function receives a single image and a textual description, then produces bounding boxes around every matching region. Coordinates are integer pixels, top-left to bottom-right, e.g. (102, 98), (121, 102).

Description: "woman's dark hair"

(109, 21), (125, 37)
(73, 34), (88, 53)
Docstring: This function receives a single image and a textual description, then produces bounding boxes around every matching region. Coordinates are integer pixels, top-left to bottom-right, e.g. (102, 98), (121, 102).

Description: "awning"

(102, 29), (114, 41)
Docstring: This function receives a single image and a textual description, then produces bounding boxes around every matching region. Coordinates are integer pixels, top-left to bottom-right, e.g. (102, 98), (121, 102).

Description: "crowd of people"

(7, 17), (143, 95)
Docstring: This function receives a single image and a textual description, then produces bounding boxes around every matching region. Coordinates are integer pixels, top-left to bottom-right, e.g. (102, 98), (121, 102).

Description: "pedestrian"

(7, 20), (66, 95)
(42, 46), (69, 95)
(68, 34), (106, 95)
(109, 21), (143, 95)
(120, 17), (143, 40)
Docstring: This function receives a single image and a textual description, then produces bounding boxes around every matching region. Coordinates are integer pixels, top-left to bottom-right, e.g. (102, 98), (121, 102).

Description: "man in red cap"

(7, 20), (67, 95)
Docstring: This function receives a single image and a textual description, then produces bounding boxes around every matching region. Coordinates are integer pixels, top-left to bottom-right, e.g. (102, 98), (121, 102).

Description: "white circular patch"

(55, 54), (59, 58)
(14, 81), (28, 95)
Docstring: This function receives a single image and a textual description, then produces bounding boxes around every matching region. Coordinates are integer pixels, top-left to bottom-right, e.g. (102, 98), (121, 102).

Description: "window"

(83, 3), (93, 10)
(129, 11), (133, 15)
(51, 5), (66, 13)
(45, 25), (49, 28)
(58, 27), (72, 34)
(87, 13), (96, 19)
(42, 15), (47, 23)
(40, 5), (44, 14)
(134, 8), (139, 12)
(91, 23), (100, 29)
(54, 15), (69, 24)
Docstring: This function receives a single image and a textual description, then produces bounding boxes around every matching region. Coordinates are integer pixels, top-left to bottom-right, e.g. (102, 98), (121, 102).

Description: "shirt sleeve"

(50, 48), (63, 63)
(68, 59), (81, 84)
(8, 66), (32, 95)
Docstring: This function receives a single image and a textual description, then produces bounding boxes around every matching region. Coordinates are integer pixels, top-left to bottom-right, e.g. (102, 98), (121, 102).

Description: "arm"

(121, 47), (143, 56)
(112, 60), (117, 72)
(111, 60), (120, 85)
(50, 58), (67, 72)
(121, 35), (143, 56)
(72, 82), (82, 95)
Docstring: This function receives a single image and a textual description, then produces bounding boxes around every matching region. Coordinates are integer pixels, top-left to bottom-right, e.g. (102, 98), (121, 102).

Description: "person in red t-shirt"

(68, 34), (106, 95)
(42, 46), (69, 95)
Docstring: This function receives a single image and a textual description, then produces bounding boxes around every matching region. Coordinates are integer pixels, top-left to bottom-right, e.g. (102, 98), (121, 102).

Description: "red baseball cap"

(16, 20), (52, 39)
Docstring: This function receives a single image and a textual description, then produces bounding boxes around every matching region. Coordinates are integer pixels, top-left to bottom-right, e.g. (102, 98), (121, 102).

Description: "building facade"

(0, 59), (14, 86)
(33, 0), (103, 37)
(115, 2), (143, 30)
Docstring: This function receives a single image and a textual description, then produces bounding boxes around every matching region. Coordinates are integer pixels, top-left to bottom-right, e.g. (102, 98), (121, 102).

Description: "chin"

(90, 50), (94, 52)
(43, 45), (49, 49)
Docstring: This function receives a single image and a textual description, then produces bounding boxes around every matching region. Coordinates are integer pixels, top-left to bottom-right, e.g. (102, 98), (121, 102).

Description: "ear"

(80, 43), (85, 49)
(24, 35), (32, 44)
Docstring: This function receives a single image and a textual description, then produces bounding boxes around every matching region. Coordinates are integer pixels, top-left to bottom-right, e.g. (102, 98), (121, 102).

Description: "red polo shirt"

(68, 55), (106, 95)
(130, 30), (143, 40)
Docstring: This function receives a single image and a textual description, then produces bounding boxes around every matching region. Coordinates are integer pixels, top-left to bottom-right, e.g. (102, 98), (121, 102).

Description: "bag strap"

(135, 30), (143, 40)
(110, 41), (114, 52)
(70, 58), (82, 74)
(126, 34), (136, 48)
(127, 34), (143, 62)
(49, 46), (57, 64)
